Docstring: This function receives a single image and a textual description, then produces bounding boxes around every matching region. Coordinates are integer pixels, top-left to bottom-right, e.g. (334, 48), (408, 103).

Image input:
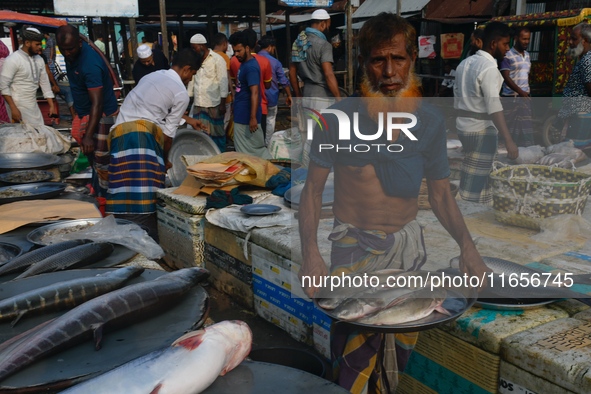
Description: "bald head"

(56, 25), (82, 63)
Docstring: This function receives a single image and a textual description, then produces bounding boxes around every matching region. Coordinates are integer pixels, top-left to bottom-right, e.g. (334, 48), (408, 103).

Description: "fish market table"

(203, 198), (591, 393)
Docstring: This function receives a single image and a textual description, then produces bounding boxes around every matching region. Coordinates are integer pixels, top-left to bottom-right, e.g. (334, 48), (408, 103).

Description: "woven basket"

(418, 179), (459, 210)
(490, 163), (591, 230)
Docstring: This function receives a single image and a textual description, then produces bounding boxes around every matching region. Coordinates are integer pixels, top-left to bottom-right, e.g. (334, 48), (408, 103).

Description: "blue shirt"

(234, 57), (261, 125)
(65, 41), (118, 117)
(257, 50), (290, 108)
(310, 98), (450, 198)
(500, 47), (530, 95)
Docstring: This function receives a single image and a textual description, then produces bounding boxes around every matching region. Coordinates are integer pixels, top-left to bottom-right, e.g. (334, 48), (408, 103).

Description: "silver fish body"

(14, 242), (114, 280)
(0, 267), (210, 382)
(317, 270), (432, 311)
(358, 289), (450, 326)
(0, 266), (144, 326)
(60, 320), (252, 394)
(0, 240), (90, 276)
(449, 256), (589, 300)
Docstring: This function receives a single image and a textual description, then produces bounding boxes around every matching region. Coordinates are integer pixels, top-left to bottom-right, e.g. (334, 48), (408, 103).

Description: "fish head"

(172, 320), (252, 376)
(167, 267), (210, 284)
(104, 266), (145, 279)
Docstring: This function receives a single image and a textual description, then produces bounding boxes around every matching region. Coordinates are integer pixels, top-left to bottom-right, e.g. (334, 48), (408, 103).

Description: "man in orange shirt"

(230, 29), (272, 141)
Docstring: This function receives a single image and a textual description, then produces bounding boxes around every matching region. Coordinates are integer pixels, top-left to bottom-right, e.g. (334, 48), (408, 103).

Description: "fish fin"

(172, 330), (206, 350)
(92, 324), (104, 350)
(10, 310), (27, 327)
(435, 305), (452, 316)
(149, 383), (163, 394)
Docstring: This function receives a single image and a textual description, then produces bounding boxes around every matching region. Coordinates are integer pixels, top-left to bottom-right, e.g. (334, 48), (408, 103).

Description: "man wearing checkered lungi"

(454, 22), (519, 204)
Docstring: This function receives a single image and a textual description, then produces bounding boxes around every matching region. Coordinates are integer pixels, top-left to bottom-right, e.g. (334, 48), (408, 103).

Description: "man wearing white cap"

(289, 9), (340, 100)
(188, 33), (229, 152)
(132, 43), (169, 85)
(0, 25), (57, 125)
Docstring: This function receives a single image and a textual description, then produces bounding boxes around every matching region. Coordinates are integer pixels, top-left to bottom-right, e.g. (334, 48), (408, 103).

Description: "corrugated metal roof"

(352, 0), (431, 19)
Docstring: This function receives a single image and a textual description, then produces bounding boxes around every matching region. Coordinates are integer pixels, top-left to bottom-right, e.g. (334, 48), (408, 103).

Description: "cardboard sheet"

(0, 199), (101, 234)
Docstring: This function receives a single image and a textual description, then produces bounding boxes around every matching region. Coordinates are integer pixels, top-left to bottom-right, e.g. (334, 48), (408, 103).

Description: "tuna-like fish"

(60, 320), (252, 394)
(0, 267), (210, 382)
(13, 242), (114, 280)
(317, 269), (428, 310)
(0, 266), (144, 326)
(357, 289), (450, 326)
(0, 240), (90, 276)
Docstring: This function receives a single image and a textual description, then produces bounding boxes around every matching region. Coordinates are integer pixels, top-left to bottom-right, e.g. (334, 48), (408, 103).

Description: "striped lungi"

(503, 97), (535, 147)
(193, 105), (225, 152)
(329, 219), (426, 394)
(72, 113), (117, 196)
(457, 126), (498, 205)
(105, 120), (166, 215)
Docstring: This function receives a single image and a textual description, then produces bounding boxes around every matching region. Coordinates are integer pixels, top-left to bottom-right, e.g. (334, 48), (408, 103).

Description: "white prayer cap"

(190, 34), (207, 45)
(311, 9), (330, 20)
(137, 44), (152, 59)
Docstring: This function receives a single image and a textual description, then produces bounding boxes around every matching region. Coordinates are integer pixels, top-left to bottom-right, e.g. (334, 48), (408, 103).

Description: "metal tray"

(315, 286), (477, 334)
(26, 218), (134, 246)
(0, 242), (22, 264)
(0, 268), (209, 391)
(0, 182), (67, 205)
(0, 170), (54, 185)
(475, 298), (560, 311)
(168, 128), (221, 187)
(284, 182), (334, 209)
(240, 204), (282, 216)
(0, 153), (61, 173)
(203, 361), (349, 394)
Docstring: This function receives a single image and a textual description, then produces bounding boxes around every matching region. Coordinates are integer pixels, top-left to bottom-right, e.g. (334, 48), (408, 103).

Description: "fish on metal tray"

(449, 256), (591, 302)
(0, 267), (210, 383)
(0, 240), (91, 277)
(0, 266), (144, 327)
(60, 320), (252, 394)
(317, 270), (431, 311)
(357, 288), (451, 326)
(13, 242), (115, 280)
(331, 285), (427, 321)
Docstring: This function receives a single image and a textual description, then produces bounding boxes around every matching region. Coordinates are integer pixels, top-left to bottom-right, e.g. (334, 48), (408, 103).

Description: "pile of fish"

(0, 240), (116, 280)
(60, 320), (252, 394)
(317, 270), (451, 326)
(0, 267), (210, 382)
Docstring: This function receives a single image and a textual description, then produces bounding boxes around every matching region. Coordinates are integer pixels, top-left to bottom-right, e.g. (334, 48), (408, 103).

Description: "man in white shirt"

(106, 49), (204, 241)
(0, 26), (56, 125)
(188, 33), (229, 152)
(454, 22), (518, 204)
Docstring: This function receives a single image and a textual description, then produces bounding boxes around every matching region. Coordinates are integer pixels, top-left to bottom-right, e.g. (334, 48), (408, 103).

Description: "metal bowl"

(0, 182), (67, 205)
(0, 153), (61, 173)
(0, 170), (54, 185)
(0, 242), (22, 264)
(27, 218), (134, 246)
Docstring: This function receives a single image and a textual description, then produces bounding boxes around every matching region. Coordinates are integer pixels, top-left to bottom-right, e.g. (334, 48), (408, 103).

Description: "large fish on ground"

(0, 240), (90, 276)
(0, 267), (210, 382)
(13, 242), (114, 280)
(357, 288), (450, 326)
(60, 320), (252, 394)
(0, 266), (144, 326)
(449, 256), (591, 302)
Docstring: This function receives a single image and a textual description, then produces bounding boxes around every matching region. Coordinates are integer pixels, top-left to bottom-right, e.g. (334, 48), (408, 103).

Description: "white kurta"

(0, 50), (54, 126)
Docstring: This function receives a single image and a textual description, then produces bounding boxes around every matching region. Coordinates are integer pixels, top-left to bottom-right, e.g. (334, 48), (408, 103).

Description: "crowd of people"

(2, 12), (591, 394)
